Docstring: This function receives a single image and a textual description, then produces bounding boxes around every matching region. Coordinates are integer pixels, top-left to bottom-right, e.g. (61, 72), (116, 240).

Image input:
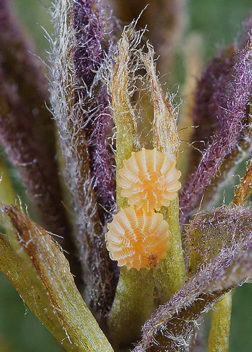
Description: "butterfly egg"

(105, 206), (171, 270)
(118, 148), (181, 211)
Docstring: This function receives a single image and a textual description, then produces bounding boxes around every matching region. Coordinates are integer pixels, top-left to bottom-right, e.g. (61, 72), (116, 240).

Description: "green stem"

(154, 196), (185, 302)
(0, 158), (15, 205)
(141, 43), (185, 302)
(111, 33), (137, 210)
(108, 30), (156, 347)
(0, 204), (114, 352)
(208, 292), (232, 352)
(108, 267), (155, 347)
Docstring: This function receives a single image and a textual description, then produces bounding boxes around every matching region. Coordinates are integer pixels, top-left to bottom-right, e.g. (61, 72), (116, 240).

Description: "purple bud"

(180, 40), (252, 225)
(188, 45), (237, 171)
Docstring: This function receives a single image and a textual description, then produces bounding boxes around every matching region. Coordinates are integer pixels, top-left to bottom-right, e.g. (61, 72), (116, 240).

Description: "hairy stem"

(108, 29), (155, 347)
(143, 43), (185, 299)
(155, 198), (185, 302)
(208, 293), (232, 352)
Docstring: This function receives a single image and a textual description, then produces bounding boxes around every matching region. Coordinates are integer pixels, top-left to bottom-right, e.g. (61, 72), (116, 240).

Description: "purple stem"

(73, 0), (116, 223)
(0, 0), (71, 240)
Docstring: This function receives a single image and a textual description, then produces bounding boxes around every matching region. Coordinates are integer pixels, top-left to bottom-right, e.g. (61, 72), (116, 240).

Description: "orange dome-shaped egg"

(118, 148), (181, 211)
(105, 206), (171, 270)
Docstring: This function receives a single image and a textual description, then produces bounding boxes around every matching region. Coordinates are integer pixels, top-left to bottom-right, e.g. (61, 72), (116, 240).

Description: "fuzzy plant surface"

(0, 0), (252, 351)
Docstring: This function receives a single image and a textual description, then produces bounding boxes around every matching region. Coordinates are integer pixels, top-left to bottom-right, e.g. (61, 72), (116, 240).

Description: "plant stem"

(208, 293), (232, 352)
(108, 29), (157, 347)
(108, 267), (155, 347)
(155, 196), (185, 302)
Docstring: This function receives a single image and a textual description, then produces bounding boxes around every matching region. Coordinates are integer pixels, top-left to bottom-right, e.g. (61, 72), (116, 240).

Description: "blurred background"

(1, 0), (252, 351)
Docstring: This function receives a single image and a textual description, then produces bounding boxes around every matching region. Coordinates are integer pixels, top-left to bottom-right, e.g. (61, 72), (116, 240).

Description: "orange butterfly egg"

(106, 206), (171, 270)
(118, 148), (181, 211)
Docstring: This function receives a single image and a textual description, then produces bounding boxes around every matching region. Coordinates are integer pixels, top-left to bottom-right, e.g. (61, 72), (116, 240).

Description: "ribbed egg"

(105, 206), (171, 270)
(118, 148), (181, 211)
